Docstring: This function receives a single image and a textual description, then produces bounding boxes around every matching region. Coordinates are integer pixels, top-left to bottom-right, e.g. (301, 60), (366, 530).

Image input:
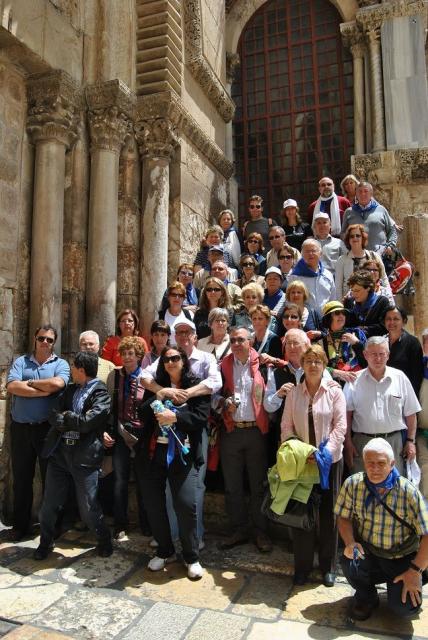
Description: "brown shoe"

(218, 532), (249, 550)
(348, 596), (379, 621)
(255, 532), (273, 553)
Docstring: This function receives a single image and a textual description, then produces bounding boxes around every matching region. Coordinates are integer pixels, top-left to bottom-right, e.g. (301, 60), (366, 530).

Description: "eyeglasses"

(162, 354), (182, 364)
(169, 292), (185, 298)
(120, 318), (134, 324)
(206, 287), (221, 293)
(179, 271), (193, 277)
(269, 235), (282, 240)
(332, 310), (346, 316)
(249, 204), (261, 209)
(279, 255), (292, 260)
(283, 314), (299, 320)
(247, 239), (259, 244)
(230, 337), (247, 344)
(242, 262), (255, 267)
(36, 335), (54, 344)
(304, 359), (324, 366)
(349, 234), (362, 239)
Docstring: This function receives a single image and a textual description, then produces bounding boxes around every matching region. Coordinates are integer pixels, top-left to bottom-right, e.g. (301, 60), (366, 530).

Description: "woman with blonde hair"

(340, 174), (359, 202)
(232, 282), (264, 330)
(193, 277), (233, 338)
(285, 280), (324, 340)
(218, 209), (241, 268)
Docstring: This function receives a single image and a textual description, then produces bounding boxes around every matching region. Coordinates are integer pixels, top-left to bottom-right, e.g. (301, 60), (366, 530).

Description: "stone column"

(366, 28), (386, 153)
(350, 42), (366, 155)
(407, 214), (428, 337)
(135, 117), (179, 337)
(26, 71), (79, 352)
(86, 80), (134, 342)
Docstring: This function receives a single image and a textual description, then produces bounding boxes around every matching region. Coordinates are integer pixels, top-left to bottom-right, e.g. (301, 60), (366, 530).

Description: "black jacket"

(43, 381), (111, 467)
(345, 294), (390, 337)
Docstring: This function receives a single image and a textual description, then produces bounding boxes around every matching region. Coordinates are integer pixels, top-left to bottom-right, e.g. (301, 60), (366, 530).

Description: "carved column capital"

(86, 80), (135, 154)
(135, 117), (179, 160)
(226, 52), (241, 84)
(26, 70), (79, 147)
(340, 21), (366, 53)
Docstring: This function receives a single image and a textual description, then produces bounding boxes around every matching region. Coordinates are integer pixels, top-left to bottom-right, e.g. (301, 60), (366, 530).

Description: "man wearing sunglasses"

(6, 324), (70, 541)
(266, 226), (286, 268)
(242, 194), (276, 251)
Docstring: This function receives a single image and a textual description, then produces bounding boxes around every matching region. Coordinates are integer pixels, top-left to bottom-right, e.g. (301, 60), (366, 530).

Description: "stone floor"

(0, 526), (427, 640)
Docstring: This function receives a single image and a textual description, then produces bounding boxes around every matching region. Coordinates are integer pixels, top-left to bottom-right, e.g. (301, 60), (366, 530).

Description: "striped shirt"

(334, 472), (428, 558)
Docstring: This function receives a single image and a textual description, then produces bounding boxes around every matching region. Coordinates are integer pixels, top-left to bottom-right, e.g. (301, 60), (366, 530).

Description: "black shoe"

(293, 570), (310, 586)
(33, 545), (53, 561)
(218, 532), (249, 550)
(322, 572), (336, 587)
(348, 596), (379, 621)
(97, 543), (113, 558)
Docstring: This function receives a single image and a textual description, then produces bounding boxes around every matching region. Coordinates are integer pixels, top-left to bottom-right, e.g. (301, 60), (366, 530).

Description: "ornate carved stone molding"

(226, 52), (240, 84)
(135, 118), (179, 160)
(136, 91), (234, 179)
(357, 0), (427, 32)
(396, 148), (428, 183)
(340, 21), (365, 52)
(86, 80), (135, 154)
(26, 70), (79, 147)
(352, 153), (382, 181)
(183, 0), (235, 123)
(352, 148), (428, 184)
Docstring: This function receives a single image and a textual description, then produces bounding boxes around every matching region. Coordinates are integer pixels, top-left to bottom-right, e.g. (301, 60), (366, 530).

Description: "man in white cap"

(308, 177), (351, 236)
(312, 212), (345, 275)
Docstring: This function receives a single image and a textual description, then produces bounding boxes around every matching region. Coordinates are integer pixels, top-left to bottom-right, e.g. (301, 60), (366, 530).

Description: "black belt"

(62, 438), (78, 446)
(354, 430), (402, 439)
(234, 421), (258, 429)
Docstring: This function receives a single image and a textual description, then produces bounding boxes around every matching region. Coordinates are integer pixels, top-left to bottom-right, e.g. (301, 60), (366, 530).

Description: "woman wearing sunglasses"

(236, 254), (265, 288)
(137, 346), (210, 580)
(277, 243), (299, 288)
(242, 232), (267, 276)
(160, 263), (199, 313)
(158, 282), (194, 346)
(193, 277), (233, 339)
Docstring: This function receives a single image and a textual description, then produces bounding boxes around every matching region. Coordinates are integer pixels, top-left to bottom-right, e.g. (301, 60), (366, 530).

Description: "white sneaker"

(147, 554), (176, 571)
(149, 538), (159, 548)
(186, 561), (204, 580)
(198, 539), (205, 551)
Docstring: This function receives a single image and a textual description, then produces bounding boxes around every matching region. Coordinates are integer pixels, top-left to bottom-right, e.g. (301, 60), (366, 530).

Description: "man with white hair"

(312, 212), (345, 275)
(288, 238), (336, 313)
(335, 438), (428, 621)
(308, 176), (351, 236)
(343, 336), (421, 474)
(79, 330), (115, 383)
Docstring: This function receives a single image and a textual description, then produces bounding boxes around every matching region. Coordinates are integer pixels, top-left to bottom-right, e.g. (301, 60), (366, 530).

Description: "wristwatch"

(27, 379), (33, 388)
(409, 561), (423, 574)
(406, 437), (415, 443)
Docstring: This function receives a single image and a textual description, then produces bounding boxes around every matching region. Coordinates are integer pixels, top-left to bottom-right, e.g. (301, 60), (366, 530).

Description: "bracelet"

(406, 438), (415, 443)
(409, 561), (423, 574)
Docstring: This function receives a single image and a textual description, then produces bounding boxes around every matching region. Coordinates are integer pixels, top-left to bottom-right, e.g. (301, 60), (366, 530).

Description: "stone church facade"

(0, 0), (427, 510)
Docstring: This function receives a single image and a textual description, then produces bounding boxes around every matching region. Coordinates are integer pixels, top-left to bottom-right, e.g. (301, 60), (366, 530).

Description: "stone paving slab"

(246, 618), (401, 640)
(231, 573), (292, 620)
(4, 625), (74, 639)
(185, 609), (250, 640)
(0, 573), (68, 623)
(121, 602), (198, 640)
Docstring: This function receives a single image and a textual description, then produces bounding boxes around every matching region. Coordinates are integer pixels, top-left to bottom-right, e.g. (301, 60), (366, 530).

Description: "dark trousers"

(10, 420), (50, 532)
(113, 436), (150, 532)
(139, 445), (199, 564)
(341, 551), (422, 618)
(39, 444), (111, 548)
(292, 459), (343, 574)
(220, 427), (268, 534)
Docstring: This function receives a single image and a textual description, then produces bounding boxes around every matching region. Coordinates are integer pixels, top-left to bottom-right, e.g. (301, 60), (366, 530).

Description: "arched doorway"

(231, 0), (354, 219)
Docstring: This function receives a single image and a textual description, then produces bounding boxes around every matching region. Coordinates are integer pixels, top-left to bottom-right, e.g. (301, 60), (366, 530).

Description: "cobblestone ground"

(0, 525), (427, 640)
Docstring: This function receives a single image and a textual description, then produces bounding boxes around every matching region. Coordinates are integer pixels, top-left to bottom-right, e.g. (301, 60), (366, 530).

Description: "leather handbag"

(261, 487), (320, 531)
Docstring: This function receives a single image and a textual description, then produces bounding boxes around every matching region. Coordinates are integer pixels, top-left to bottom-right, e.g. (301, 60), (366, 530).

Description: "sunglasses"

(36, 336), (54, 344)
(332, 310), (346, 316)
(249, 204), (261, 209)
(179, 271), (193, 277)
(283, 314), (299, 320)
(279, 255), (292, 260)
(169, 292), (185, 298)
(206, 287), (221, 293)
(349, 234), (362, 239)
(269, 235), (282, 240)
(247, 239), (259, 244)
(230, 337), (247, 344)
(162, 354), (182, 364)
(242, 262), (255, 267)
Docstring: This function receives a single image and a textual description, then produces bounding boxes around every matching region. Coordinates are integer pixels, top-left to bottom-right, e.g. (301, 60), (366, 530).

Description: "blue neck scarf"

(292, 258), (323, 278)
(223, 225), (237, 240)
(320, 197), (333, 213)
(364, 467), (400, 508)
(352, 198), (379, 215)
(124, 366), (142, 399)
(263, 289), (282, 310)
(186, 283), (198, 306)
(353, 290), (378, 323)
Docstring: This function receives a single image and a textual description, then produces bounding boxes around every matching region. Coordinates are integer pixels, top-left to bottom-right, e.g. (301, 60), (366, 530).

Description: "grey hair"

(269, 225), (285, 236)
(208, 307), (230, 327)
(362, 437), (394, 462)
(229, 325), (252, 339)
(217, 209), (235, 225)
(357, 181), (373, 192)
(302, 238), (322, 252)
(284, 328), (311, 347)
(365, 336), (389, 350)
(79, 330), (100, 345)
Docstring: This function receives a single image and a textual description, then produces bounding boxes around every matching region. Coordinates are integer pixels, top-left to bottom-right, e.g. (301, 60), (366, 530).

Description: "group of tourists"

(5, 174), (428, 622)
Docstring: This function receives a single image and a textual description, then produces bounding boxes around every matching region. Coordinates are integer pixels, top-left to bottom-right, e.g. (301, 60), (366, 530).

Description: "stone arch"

(226, 0), (359, 53)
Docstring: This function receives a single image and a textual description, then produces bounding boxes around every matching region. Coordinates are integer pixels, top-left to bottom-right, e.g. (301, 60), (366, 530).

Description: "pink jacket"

(280, 378), (346, 463)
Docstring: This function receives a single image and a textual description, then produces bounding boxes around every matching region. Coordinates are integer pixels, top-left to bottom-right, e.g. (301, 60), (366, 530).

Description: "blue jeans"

(39, 444), (110, 548)
(113, 436), (150, 531)
(166, 427), (208, 541)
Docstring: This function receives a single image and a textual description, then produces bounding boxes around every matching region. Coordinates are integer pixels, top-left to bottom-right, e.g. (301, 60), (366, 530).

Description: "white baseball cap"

(282, 198), (298, 209)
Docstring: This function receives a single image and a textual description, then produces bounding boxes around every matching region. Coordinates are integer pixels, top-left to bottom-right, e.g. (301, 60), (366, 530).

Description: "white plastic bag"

(406, 459), (421, 488)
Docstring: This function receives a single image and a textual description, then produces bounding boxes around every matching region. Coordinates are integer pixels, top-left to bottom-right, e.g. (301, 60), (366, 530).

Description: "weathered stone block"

(0, 286), (14, 331)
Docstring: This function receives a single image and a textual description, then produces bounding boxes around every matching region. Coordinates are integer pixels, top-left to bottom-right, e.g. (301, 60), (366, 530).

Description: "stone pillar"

(366, 28), (386, 153)
(350, 42), (366, 155)
(135, 117), (179, 337)
(407, 214), (428, 337)
(86, 80), (134, 342)
(26, 71), (79, 352)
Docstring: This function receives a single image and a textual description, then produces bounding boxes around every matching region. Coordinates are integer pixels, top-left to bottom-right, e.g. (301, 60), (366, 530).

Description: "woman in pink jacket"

(281, 344), (346, 588)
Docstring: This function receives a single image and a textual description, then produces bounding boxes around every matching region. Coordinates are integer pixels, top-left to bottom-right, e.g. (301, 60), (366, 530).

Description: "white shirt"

(343, 366), (421, 434)
(263, 366), (332, 413)
(232, 356), (256, 422)
(164, 309), (194, 346)
(288, 265), (336, 314)
(141, 347), (222, 393)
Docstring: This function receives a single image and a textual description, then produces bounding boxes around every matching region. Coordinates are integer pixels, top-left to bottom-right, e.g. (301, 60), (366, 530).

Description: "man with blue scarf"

(341, 181), (398, 252)
(335, 438), (428, 621)
(288, 238), (336, 313)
